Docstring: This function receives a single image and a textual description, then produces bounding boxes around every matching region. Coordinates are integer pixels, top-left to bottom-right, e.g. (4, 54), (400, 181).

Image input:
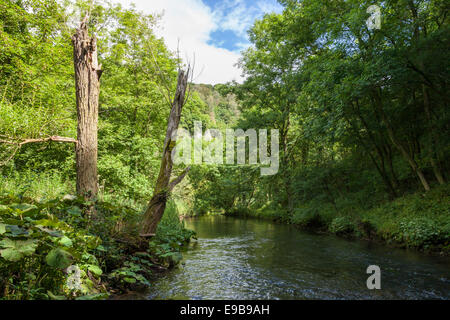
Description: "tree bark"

(372, 89), (431, 191)
(140, 69), (191, 236)
(422, 79), (445, 185)
(343, 114), (397, 199)
(350, 101), (398, 197)
(72, 16), (102, 200)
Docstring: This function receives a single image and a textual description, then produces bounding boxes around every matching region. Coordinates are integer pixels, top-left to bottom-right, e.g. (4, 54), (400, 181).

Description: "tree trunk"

(72, 17), (102, 200)
(372, 89), (431, 191)
(140, 69), (191, 236)
(345, 116), (397, 199)
(348, 102), (398, 198)
(422, 83), (445, 185)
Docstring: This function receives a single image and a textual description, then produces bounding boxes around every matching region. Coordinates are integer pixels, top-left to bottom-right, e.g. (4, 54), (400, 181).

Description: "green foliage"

(106, 200), (195, 291)
(108, 258), (152, 289)
(155, 200), (196, 250)
(291, 206), (327, 229)
(0, 194), (105, 300)
(329, 217), (356, 236)
(0, 170), (73, 200)
(361, 184), (450, 250)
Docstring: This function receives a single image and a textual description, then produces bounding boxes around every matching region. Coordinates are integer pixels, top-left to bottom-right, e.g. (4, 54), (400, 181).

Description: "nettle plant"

(0, 195), (106, 300)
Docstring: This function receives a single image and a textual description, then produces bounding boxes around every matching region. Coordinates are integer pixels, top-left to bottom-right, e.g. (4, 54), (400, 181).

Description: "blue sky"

(204, 0), (283, 52)
(115, 0), (283, 84)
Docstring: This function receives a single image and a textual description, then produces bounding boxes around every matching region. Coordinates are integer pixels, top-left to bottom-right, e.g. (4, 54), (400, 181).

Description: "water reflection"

(148, 216), (450, 300)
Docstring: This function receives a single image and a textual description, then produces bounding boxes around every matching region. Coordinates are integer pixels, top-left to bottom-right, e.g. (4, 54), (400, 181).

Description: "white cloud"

(113, 0), (281, 85)
(212, 0), (283, 38)
(256, 0), (284, 15)
(212, 0), (258, 38)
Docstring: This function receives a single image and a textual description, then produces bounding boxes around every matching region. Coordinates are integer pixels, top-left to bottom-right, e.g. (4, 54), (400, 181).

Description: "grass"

(0, 170), (73, 200)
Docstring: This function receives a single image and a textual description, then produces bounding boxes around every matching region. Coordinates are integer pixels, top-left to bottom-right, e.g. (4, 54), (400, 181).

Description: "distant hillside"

(191, 84), (240, 127)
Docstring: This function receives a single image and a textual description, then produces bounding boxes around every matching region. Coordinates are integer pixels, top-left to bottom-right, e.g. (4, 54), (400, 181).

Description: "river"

(146, 216), (450, 300)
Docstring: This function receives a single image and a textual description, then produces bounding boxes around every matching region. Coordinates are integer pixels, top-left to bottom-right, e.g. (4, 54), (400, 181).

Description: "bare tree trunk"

(140, 69), (191, 237)
(72, 17), (102, 200)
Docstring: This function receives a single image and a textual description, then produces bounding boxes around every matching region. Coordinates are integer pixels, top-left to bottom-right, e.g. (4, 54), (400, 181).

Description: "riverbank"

(0, 193), (194, 300)
(225, 184), (450, 256)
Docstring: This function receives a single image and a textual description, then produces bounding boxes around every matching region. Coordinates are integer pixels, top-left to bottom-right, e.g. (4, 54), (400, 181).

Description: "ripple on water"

(147, 217), (450, 300)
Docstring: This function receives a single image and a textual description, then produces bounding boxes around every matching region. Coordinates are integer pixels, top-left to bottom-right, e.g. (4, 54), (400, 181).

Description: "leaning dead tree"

(72, 16), (102, 200)
(140, 68), (192, 237)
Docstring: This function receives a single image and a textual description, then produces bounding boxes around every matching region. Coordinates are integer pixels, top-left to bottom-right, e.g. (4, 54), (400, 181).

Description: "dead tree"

(1, 17), (102, 201)
(72, 16), (102, 200)
(140, 68), (191, 237)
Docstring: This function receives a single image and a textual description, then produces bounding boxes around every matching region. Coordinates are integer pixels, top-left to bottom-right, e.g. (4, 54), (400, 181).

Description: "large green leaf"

(0, 239), (38, 262)
(46, 248), (72, 269)
(0, 223), (6, 235)
(123, 277), (136, 284)
(6, 225), (29, 237)
(87, 264), (103, 276)
(66, 206), (82, 216)
(59, 236), (73, 247)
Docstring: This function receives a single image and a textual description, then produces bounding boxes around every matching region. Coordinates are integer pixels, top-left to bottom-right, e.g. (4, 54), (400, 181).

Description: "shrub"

(329, 216), (356, 236)
(399, 217), (449, 249)
(291, 206), (326, 229)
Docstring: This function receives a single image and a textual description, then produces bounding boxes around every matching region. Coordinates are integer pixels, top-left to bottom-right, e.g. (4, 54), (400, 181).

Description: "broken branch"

(0, 136), (78, 146)
(169, 166), (191, 192)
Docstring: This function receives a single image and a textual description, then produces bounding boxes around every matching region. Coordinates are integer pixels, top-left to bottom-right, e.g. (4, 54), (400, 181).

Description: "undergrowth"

(0, 188), (195, 300)
(235, 184), (450, 254)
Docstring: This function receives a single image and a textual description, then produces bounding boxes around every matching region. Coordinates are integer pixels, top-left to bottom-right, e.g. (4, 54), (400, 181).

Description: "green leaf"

(95, 245), (107, 252)
(11, 203), (38, 213)
(87, 264), (103, 276)
(37, 226), (63, 238)
(6, 225), (29, 237)
(47, 291), (66, 300)
(67, 206), (82, 216)
(123, 277), (136, 284)
(0, 223), (6, 235)
(75, 293), (109, 300)
(59, 236), (73, 247)
(0, 239), (38, 262)
(46, 248), (72, 269)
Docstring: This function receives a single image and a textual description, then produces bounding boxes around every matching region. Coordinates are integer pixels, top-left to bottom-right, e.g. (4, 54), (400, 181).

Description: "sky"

(114, 0), (283, 84)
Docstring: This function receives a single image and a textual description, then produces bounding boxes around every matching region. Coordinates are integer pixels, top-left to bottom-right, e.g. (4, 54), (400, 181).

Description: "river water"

(147, 216), (450, 300)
